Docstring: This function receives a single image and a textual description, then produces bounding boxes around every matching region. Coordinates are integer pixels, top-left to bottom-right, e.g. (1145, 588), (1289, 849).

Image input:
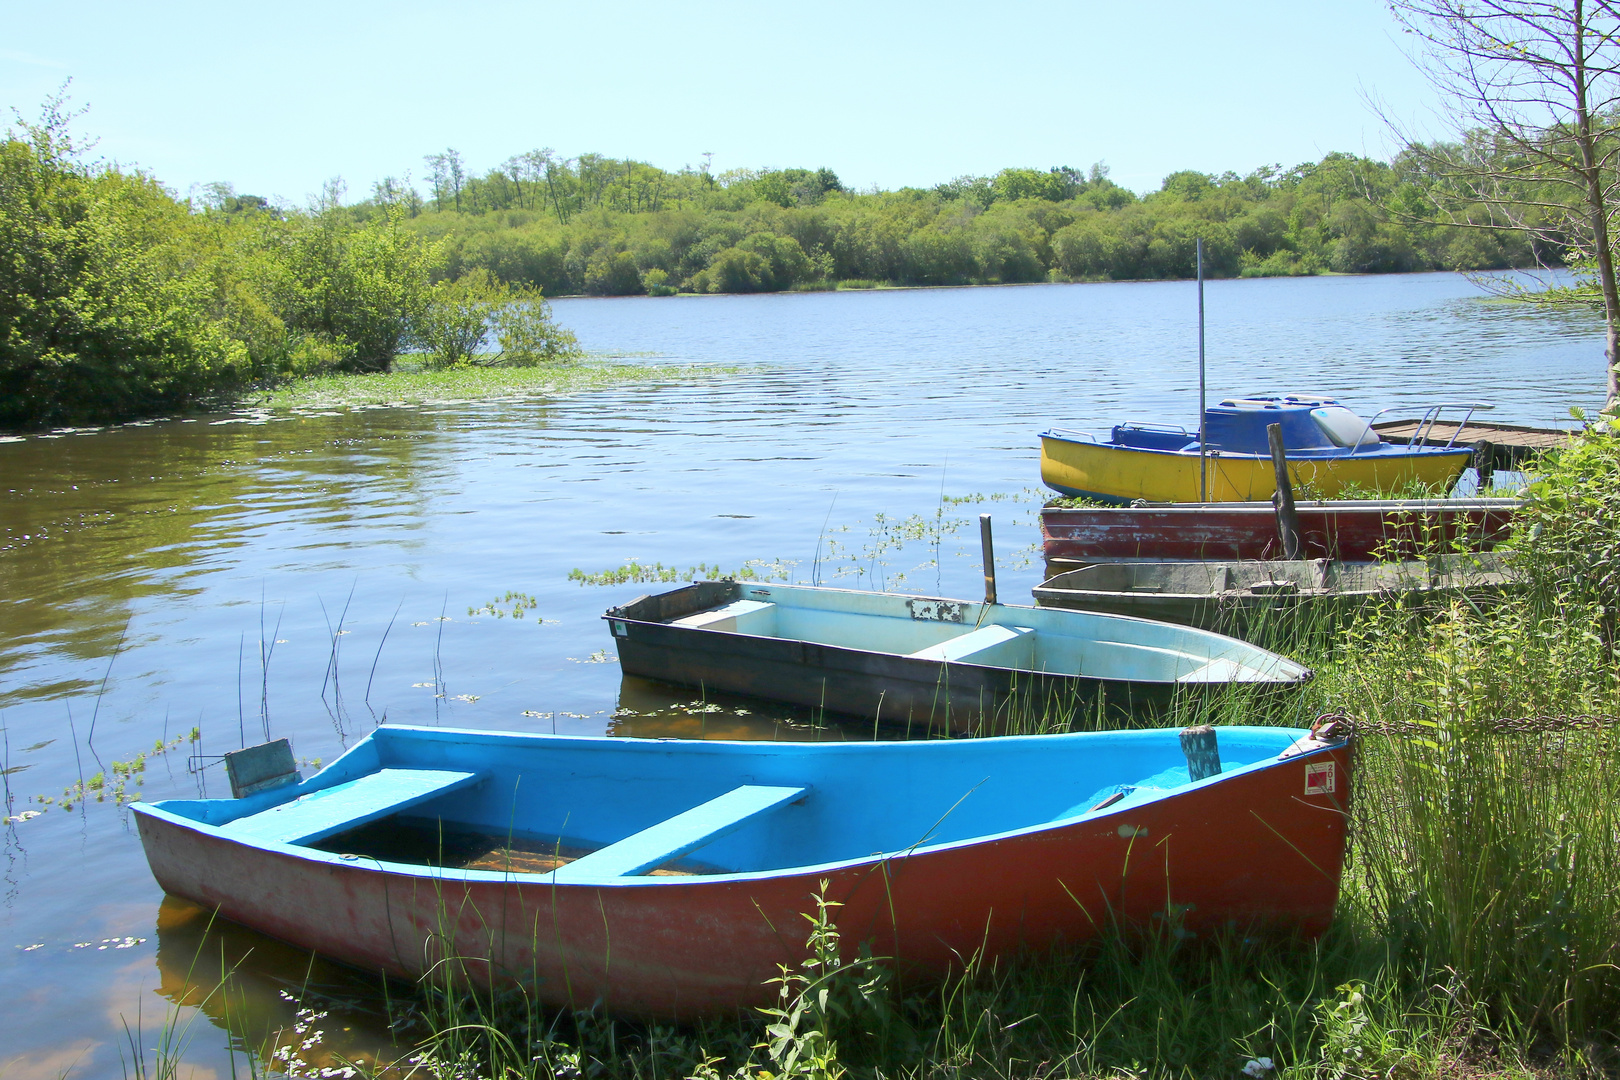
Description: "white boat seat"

(670, 599), (776, 633)
(908, 624), (1037, 664)
(552, 784), (807, 881)
(218, 768), (486, 846)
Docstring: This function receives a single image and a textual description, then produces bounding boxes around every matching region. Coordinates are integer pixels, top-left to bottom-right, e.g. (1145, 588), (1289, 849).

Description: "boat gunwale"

(132, 725), (1344, 888)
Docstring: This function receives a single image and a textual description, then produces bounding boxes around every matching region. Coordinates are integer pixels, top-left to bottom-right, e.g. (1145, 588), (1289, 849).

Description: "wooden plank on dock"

(1372, 419), (1575, 468)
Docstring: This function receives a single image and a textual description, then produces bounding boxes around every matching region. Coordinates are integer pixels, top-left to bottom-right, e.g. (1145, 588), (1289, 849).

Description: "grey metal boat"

(605, 581), (1311, 733)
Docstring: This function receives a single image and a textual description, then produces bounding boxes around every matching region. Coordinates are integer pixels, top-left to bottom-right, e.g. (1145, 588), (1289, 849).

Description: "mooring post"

(980, 513), (998, 606)
(1473, 439), (1496, 492)
(1197, 237), (1208, 502)
(1266, 423), (1304, 560)
(1180, 724), (1221, 781)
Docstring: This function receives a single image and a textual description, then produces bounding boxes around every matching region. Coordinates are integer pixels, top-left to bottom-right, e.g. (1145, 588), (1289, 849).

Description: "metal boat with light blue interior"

(605, 580), (1311, 731)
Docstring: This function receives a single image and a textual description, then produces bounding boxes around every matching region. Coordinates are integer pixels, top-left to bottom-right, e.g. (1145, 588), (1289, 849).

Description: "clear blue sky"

(0, 0), (1444, 204)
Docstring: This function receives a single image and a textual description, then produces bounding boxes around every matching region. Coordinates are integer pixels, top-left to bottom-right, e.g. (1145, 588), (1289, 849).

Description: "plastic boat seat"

(552, 784), (807, 882)
(908, 624), (1036, 664)
(670, 599), (776, 633)
(218, 768), (486, 846)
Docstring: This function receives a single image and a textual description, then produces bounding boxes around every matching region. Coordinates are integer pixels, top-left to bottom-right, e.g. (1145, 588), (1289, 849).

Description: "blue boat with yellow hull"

(1042, 395), (1478, 504)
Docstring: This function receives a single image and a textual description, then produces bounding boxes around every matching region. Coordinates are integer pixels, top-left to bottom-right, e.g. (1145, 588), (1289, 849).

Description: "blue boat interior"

(1085, 395), (1428, 458)
(645, 583), (1305, 685)
(145, 724), (1324, 883)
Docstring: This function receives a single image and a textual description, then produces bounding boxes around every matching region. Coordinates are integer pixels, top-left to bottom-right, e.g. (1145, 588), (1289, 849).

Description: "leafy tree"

(487, 289), (581, 366)
(265, 201), (439, 373)
(412, 268), (580, 367)
(415, 268), (505, 366)
(0, 95), (253, 426)
(1388, 0), (1620, 410)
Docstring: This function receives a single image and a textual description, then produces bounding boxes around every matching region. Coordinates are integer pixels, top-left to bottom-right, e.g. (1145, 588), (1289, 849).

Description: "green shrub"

(414, 268), (506, 367)
(1509, 417), (1620, 641)
(0, 104), (254, 426)
(487, 290), (581, 366)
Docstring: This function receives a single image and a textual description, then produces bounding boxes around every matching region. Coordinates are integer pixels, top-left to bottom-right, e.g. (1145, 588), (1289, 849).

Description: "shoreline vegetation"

(0, 90), (1575, 430)
(107, 425), (1620, 1080)
(257, 357), (749, 412)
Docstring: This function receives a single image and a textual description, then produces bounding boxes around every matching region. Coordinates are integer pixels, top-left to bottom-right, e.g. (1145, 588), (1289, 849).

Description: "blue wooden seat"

(218, 768), (486, 846)
(552, 784), (807, 882)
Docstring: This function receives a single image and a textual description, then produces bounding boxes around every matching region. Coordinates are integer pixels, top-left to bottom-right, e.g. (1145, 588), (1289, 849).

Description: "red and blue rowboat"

(133, 723), (1352, 1019)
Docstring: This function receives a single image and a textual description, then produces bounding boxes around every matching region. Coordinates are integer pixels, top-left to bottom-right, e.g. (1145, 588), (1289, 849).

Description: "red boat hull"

(1042, 499), (1518, 569)
(135, 742), (1352, 1020)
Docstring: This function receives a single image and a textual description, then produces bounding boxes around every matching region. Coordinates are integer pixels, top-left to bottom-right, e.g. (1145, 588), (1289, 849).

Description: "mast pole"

(1197, 238), (1207, 503)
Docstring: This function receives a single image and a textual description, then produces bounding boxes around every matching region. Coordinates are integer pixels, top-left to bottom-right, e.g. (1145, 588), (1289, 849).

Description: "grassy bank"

(254, 357), (751, 412)
(124, 429), (1620, 1080)
(339, 611), (1617, 1080)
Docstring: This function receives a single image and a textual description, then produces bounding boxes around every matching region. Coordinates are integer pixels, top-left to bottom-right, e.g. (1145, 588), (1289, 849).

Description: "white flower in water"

(1241, 1058), (1275, 1078)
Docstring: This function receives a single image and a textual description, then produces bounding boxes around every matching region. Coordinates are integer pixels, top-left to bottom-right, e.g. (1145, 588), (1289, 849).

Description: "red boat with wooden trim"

(1041, 497), (1519, 573)
(132, 723), (1352, 1019)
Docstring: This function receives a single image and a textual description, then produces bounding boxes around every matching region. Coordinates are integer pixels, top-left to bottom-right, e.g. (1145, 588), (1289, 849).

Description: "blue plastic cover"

(1202, 397), (1337, 454)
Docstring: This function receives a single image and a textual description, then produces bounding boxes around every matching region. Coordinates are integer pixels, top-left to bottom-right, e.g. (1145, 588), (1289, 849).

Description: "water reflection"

(153, 895), (406, 1075)
(608, 673), (863, 740)
(0, 411), (444, 699)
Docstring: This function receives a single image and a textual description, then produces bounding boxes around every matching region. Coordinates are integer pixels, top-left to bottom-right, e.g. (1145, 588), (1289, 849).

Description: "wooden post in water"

(1473, 439), (1496, 491)
(1267, 423), (1304, 560)
(979, 514), (998, 606)
(1180, 724), (1220, 781)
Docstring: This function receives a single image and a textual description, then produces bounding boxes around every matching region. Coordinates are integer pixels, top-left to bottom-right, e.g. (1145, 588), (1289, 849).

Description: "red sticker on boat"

(1304, 762), (1335, 795)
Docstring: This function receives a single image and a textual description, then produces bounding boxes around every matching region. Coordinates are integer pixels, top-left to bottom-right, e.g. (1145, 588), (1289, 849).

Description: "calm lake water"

(0, 273), (1604, 1077)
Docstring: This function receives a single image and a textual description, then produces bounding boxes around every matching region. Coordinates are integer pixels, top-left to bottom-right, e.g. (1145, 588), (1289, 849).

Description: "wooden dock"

(1373, 419), (1576, 474)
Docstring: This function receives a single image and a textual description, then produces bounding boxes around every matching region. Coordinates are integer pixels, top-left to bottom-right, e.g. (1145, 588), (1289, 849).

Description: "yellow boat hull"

(1040, 437), (1472, 504)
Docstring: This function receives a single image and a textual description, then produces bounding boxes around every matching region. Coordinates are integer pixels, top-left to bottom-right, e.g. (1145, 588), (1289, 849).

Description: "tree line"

(325, 147), (1538, 298)
(0, 94), (1570, 429)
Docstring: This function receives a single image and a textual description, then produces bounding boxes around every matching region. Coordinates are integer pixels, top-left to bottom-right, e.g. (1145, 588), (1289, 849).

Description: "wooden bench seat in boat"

(907, 624), (1037, 667)
(218, 768), (487, 846)
(551, 784), (807, 882)
(669, 599), (776, 633)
